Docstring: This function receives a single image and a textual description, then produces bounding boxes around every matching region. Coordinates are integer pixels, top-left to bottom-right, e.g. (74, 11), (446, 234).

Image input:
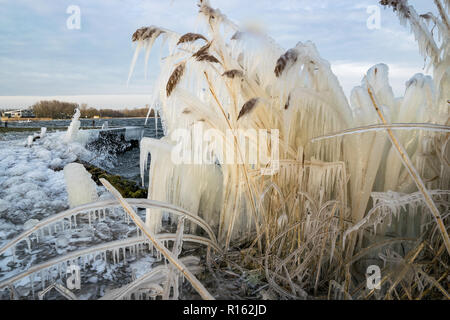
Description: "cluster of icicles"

(343, 190), (450, 246)
(0, 204), (198, 300)
(128, 0), (449, 253)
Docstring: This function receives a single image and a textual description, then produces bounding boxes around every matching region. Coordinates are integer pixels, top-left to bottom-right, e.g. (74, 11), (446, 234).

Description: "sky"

(0, 0), (436, 109)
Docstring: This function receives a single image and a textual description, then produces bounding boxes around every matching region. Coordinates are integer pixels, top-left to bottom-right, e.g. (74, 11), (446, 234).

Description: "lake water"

(0, 117), (164, 184)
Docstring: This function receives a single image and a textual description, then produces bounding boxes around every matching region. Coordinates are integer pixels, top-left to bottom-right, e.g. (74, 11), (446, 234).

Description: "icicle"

(156, 250), (161, 261)
(127, 41), (143, 85)
(41, 270), (45, 289)
(30, 274), (35, 298)
(25, 237), (31, 252)
(330, 232), (336, 264)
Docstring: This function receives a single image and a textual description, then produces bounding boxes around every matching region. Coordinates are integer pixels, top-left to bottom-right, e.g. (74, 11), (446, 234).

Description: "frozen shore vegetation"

(0, 0), (449, 300)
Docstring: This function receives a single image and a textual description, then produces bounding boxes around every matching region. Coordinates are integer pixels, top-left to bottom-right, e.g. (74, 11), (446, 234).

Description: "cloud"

(0, 0), (439, 107)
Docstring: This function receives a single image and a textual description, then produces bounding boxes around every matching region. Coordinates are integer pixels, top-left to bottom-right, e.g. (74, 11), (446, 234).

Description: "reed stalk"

(100, 178), (215, 300)
(367, 86), (450, 256)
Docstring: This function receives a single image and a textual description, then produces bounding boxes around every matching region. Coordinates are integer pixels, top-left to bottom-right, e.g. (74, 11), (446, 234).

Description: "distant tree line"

(30, 100), (155, 119)
(32, 100), (79, 119)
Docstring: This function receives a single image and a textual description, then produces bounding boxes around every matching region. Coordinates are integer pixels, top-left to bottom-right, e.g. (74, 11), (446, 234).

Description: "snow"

(0, 123), (112, 237)
(129, 255), (155, 279)
(0, 121), (152, 299)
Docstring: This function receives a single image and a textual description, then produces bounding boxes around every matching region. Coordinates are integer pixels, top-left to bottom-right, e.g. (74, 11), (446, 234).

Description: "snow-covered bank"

(0, 123), (156, 299)
(0, 130), (107, 242)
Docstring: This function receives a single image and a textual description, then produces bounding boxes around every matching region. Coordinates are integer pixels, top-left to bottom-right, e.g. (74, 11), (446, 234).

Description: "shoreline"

(0, 127), (69, 133)
(0, 117), (52, 122)
(0, 127), (55, 133)
(1, 116), (159, 122)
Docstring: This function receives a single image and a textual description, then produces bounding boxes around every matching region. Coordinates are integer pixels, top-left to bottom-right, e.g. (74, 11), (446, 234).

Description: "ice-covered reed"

(2, 0), (447, 300)
(130, 0), (449, 299)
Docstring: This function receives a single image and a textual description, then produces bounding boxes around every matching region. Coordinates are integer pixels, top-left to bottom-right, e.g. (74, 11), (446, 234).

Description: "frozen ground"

(0, 129), (156, 299)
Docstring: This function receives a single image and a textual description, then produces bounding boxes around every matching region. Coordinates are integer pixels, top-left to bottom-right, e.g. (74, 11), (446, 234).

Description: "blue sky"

(0, 0), (436, 108)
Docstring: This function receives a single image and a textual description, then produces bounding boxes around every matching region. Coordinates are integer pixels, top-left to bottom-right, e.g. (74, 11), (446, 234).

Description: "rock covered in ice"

(88, 276), (98, 284)
(23, 219), (40, 230)
(55, 235), (69, 248)
(63, 163), (99, 208)
(94, 222), (112, 241)
(5, 210), (27, 224)
(110, 223), (129, 238)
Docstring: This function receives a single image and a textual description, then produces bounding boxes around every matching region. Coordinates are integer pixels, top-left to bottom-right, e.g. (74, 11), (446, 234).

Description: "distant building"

(2, 109), (35, 118)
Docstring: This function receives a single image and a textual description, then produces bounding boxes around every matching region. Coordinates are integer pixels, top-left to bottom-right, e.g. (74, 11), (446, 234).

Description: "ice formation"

(0, 0), (448, 301)
(40, 127), (47, 139)
(129, 1), (449, 262)
(140, 137), (223, 233)
(0, 116), (116, 255)
(64, 108), (81, 143)
(63, 163), (99, 208)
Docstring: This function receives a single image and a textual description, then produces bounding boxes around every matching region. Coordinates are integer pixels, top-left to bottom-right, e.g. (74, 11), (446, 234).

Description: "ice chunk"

(63, 163), (99, 208)
(35, 149), (52, 162)
(124, 127), (144, 141)
(8, 162), (32, 176)
(64, 108), (81, 143)
(0, 199), (8, 213)
(49, 158), (63, 170)
(23, 219), (40, 230)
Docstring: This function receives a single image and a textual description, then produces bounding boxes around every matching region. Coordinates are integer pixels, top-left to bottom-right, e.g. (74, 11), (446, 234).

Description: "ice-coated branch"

(100, 178), (215, 300)
(367, 85), (450, 256)
(310, 123), (450, 142)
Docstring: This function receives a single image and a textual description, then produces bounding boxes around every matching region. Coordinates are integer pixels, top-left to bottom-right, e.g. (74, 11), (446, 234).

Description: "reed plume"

(166, 63), (185, 97)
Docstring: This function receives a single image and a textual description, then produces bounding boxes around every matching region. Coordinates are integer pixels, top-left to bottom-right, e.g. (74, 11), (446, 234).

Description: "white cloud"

(0, 0), (439, 99)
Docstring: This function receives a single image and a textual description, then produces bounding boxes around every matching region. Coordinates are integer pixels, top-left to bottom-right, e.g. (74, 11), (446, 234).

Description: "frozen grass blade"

(367, 86), (450, 256)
